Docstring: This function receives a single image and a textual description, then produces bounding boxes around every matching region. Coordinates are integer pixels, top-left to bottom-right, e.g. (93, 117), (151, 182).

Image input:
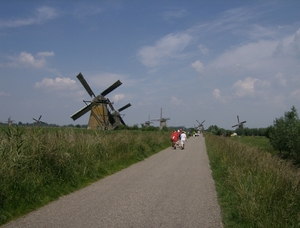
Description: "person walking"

(171, 130), (179, 149)
(180, 131), (187, 150)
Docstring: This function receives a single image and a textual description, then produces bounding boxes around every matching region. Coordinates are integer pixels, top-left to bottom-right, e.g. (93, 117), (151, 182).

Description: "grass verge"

(205, 134), (300, 227)
(0, 127), (171, 225)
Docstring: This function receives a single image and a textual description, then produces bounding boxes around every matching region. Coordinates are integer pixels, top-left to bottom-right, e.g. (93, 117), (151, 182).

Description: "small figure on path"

(171, 130), (179, 149)
(180, 131), (187, 150)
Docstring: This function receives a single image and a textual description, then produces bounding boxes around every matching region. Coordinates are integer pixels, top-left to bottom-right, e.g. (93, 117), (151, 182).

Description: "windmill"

(232, 115), (246, 129)
(33, 115), (46, 126)
(152, 108), (170, 130)
(144, 115), (153, 127)
(109, 102), (131, 128)
(196, 120), (205, 134)
(70, 73), (131, 130)
(7, 116), (14, 126)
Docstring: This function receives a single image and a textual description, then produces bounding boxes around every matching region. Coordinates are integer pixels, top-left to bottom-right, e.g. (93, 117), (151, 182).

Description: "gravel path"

(2, 135), (222, 228)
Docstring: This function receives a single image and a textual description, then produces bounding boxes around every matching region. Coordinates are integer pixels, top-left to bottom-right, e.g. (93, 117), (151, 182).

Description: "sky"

(0, 0), (300, 130)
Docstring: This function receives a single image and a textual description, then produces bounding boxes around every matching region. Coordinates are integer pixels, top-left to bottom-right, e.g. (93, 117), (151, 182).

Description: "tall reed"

(0, 126), (170, 225)
(205, 134), (300, 228)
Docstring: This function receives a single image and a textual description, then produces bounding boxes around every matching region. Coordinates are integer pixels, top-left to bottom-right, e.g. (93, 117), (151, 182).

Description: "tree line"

(206, 106), (300, 164)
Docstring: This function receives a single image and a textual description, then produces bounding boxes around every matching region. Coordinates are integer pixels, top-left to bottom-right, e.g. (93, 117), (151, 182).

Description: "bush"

(269, 106), (300, 162)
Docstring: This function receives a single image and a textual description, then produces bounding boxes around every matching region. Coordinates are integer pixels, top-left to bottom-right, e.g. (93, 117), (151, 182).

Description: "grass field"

(229, 135), (276, 154)
(205, 134), (300, 227)
(0, 126), (171, 225)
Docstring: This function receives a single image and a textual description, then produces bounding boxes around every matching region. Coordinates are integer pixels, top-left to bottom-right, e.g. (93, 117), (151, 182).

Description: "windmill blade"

(118, 103), (131, 112)
(232, 124), (239, 128)
(108, 110), (116, 125)
(106, 98), (117, 112)
(101, 80), (122, 97)
(77, 73), (95, 98)
(200, 120), (205, 125)
(196, 120), (200, 125)
(38, 115), (42, 121)
(118, 115), (126, 125)
(241, 121), (246, 124)
(237, 115), (240, 124)
(71, 103), (93, 120)
(33, 118), (38, 122)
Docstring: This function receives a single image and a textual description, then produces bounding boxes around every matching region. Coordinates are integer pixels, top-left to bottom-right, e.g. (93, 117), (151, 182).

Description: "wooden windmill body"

(152, 108), (170, 130)
(71, 73), (131, 130)
(196, 120), (205, 134)
(144, 115), (153, 127)
(7, 116), (14, 126)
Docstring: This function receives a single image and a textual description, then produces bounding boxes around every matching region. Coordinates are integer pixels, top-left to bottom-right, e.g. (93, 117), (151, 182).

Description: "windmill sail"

(118, 103), (131, 112)
(101, 80), (122, 96)
(77, 73), (95, 97)
(71, 103), (93, 120)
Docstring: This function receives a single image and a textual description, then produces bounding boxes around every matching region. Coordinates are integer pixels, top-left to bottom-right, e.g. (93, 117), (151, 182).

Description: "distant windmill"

(33, 115), (46, 126)
(196, 120), (205, 134)
(152, 108), (170, 130)
(144, 115), (153, 127)
(7, 116), (14, 126)
(232, 115), (246, 129)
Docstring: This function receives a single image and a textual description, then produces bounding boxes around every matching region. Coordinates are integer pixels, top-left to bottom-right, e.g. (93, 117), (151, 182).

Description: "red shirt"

(171, 132), (179, 142)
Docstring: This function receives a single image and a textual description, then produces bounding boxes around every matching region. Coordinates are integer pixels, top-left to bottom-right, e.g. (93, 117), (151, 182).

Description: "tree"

(269, 106), (300, 160)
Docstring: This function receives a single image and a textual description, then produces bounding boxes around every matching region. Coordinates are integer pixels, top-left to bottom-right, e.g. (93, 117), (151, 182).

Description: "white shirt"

(180, 133), (187, 141)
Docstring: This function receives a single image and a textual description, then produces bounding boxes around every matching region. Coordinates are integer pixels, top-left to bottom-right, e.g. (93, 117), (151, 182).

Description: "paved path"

(2, 135), (222, 228)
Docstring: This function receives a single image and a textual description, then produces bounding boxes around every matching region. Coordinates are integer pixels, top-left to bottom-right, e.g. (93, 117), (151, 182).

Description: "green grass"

(0, 126), (171, 225)
(205, 134), (300, 227)
(229, 136), (276, 154)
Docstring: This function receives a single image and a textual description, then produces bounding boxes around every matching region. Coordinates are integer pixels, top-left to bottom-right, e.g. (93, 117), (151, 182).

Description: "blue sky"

(1, 1), (300, 129)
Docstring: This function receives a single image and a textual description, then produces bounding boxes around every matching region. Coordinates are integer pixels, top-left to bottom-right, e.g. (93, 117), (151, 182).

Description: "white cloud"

(208, 28), (300, 75)
(291, 89), (300, 100)
(211, 39), (277, 69)
(191, 60), (204, 73)
(246, 24), (277, 40)
(35, 77), (77, 90)
(112, 94), (125, 102)
(0, 6), (57, 28)
(36, 6), (57, 21)
(162, 9), (188, 21)
(213, 89), (226, 103)
(232, 77), (270, 98)
(275, 72), (286, 86)
(137, 33), (192, 67)
(290, 28), (300, 57)
(8, 51), (54, 68)
(198, 44), (209, 55)
(19, 52), (46, 68)
(171, 96), (182, 105)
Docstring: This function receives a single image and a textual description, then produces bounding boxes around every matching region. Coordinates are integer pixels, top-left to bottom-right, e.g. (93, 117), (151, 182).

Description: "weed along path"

(2, 135), (222, 228)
